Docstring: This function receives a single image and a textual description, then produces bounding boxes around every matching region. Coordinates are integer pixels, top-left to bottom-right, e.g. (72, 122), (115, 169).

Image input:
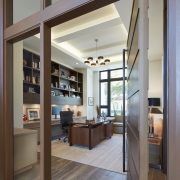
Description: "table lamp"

(148, 98), (162, 137)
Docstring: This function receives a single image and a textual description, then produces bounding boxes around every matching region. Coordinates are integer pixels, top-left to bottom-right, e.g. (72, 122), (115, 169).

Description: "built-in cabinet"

(23, 49), (83, 105)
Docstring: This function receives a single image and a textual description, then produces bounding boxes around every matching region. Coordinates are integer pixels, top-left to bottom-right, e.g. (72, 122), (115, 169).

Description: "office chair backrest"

(60, 111), (73, 128)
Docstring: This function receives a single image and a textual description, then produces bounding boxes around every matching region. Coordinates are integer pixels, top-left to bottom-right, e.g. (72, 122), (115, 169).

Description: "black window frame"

(99, 68), (127, 117)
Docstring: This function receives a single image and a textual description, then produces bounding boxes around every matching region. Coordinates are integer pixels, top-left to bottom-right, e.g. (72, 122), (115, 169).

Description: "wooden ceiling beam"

(4, 12), (41, 42)
(4, 0), (118, 42)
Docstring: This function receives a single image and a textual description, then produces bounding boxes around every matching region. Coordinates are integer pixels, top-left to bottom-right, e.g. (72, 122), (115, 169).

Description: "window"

(100, 82), (108, 105)
(99, 68), (127, 117)
(100, 71), (108, 80)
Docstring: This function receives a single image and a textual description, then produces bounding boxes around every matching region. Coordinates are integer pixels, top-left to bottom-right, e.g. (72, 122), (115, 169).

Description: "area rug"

(51, 134), (125, 174)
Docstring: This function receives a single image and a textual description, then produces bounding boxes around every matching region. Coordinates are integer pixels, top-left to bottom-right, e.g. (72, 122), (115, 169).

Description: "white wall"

(86, 69), (94, 119)
(13, 0), (40, 24)
(149, 60), (163, 108)
(76, 68), (94, 119)
(13, 42), (23, 128)
(93, 71), (99, 117)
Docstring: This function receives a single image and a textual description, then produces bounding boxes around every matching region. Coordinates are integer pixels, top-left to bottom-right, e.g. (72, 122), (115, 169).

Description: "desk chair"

(60, 111), (73, 142)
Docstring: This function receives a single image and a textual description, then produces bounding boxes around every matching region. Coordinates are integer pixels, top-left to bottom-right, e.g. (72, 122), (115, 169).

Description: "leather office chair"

(60, 111), (73, 142)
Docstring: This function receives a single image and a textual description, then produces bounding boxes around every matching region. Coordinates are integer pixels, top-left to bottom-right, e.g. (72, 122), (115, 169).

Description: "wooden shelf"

(32, 68), (40, 71)
(23, 49), (83, 105)
(23, 81), (40, 86)
(60, 76), (78, 83)
(23, 66), (40, 72)
(51, 87), (69, 92)
(51, 74), (59, 78)
(24, 92), (82, 105)
(23, 92), (40, 104)
(23, 66), (32, 69)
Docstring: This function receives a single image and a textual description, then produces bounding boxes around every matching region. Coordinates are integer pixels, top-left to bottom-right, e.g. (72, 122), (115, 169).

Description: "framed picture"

(88, 97), (94, 106)
(27, 108), (40, 121)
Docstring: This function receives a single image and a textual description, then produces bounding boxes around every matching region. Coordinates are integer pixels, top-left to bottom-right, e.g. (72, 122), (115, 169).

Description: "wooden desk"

(23, 116), (86, 143)
(69, 119), (112, 150)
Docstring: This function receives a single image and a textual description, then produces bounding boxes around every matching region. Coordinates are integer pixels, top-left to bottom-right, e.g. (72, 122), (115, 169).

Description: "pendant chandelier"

(84, 39), (110, 66)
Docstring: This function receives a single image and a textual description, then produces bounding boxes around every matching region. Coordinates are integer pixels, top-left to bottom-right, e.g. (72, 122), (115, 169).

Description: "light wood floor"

(52, 157), (126, 180)
(15, 156), (127, 180)
(15, 156), (166, 180)
(149, 168), (166, 180)
(52, 134), (124, 173)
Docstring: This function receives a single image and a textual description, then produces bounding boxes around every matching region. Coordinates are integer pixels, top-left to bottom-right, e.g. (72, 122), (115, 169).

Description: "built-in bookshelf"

(23, 49), (83, 105)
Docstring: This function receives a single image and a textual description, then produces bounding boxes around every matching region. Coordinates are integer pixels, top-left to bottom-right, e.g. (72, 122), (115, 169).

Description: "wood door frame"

(166, 0), (180, 179)
(1, 0), (179, 179)
(0, 0), (4, 179)
(0, 0), (119, 179)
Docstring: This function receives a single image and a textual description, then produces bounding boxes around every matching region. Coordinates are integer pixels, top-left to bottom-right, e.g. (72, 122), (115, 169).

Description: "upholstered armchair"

(112, 115), (124, 134)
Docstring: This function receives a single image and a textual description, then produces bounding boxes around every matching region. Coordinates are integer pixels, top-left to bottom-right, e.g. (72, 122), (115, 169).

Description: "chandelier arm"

(84, 38), (111, 66)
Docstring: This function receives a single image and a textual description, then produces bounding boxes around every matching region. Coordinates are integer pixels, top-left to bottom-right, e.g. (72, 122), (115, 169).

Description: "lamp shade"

(148, 98), (160, 106)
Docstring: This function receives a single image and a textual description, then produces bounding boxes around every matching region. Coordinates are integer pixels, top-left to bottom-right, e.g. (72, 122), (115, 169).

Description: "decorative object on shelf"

(32, 76), (36, 84)
(63, 84), (68, 90)
(59, 83), (64, 89)
(70, 76), (76, 81)
(96, 106), (101, 118)
(52, 68), (59, 76)
(61, 71), (65, 77)
(70, 88), (76, 92)
(88, 97), (94, 106)
(23, 114), (28, 122)
(32, 61), (34, 68)
(23, 49), (83, 105)
(77, 111), (81, 117)
(27, 108), (40, 121)
(23, 59), (27, 66)
(51, 90), (55, 96)
(25, 75), (31, 82)
(84, 39), (111, 67)
(29, 87), (35, 93)
(32, 61), (39, 69)
(59, 92), (64, 96)
(36, 76), (40, 84)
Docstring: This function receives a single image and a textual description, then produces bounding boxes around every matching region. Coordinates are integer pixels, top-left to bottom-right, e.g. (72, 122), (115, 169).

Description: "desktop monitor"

(52, 106), (62, 119)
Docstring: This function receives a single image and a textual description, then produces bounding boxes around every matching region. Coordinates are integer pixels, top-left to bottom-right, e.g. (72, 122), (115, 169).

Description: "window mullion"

(108, 70), (111, 116)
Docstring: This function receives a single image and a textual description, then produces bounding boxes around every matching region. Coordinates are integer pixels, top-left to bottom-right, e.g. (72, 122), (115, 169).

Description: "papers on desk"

(73, 124), (88, 127)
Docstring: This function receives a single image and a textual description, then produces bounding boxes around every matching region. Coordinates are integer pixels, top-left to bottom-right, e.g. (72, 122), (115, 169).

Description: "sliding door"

(126, 0), (149, 179)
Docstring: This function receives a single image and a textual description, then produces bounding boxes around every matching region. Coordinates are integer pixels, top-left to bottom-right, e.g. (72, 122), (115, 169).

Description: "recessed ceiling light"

(76, 62), (79, 65)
